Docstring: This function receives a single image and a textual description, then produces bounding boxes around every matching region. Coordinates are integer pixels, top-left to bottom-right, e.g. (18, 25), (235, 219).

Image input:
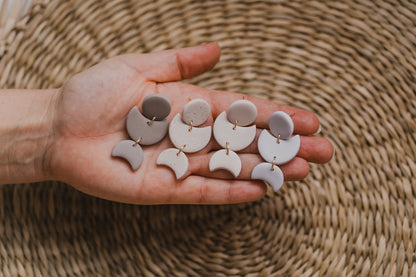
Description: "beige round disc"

(227, 99), (257, 126)
(182, 99), (211, 126)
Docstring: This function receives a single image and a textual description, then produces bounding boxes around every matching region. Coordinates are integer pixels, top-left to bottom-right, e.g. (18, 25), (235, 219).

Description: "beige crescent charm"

(169, 114), (211, 153)
(213, 112), (256, 151)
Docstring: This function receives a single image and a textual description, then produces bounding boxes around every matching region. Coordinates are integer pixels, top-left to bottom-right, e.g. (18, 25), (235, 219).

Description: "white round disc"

(157, 148), (189, 179)
(251, 162), (284, 192)
(269, 111), (294, 140)
(209, 149), (242, 178)
(258, 129), (300, 165)
(213, 112), (256, 151)
(169, 114), (212, 153)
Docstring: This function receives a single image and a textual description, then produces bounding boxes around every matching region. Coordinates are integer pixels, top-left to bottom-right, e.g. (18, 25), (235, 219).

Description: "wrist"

(0, 88), (59, 184)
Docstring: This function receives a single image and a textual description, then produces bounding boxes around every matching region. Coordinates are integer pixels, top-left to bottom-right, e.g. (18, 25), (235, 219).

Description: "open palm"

(46, 43), (333, 204)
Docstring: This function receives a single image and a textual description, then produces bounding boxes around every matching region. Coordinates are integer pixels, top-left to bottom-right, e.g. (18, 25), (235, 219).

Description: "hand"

(45, 43), (333, 204)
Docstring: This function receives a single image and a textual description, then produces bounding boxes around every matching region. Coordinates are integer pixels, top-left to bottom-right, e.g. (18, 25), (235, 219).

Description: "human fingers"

(167, 176), (266, 204)
(119, 43), (221, 82)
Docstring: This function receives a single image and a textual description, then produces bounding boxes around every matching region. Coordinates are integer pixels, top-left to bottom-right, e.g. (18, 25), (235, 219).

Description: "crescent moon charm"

(112, 140), (144, 171)
(157, 148), (189, 179)
(169, 114), (212, 153)
(251, 162), (284, 192)
(213, 112), (256, 151)
(209, 149), (242, 178)
(126, 106), (169, 145)
(258, 130), (300, 165)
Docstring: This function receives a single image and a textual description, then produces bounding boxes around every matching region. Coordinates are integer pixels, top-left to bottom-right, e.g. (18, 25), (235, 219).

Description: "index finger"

(157, 82), (320, 135)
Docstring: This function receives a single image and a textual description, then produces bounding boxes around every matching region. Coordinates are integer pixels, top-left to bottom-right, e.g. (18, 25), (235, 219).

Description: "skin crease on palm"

(45, 42), (334, 205)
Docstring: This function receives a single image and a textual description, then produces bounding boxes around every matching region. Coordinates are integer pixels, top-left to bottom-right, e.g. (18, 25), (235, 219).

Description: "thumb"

(120, 43), (221, 82)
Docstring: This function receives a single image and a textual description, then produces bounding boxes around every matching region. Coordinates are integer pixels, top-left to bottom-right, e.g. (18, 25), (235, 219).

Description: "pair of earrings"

(251, 111), (300, 191)
(112, 94), (171, 170)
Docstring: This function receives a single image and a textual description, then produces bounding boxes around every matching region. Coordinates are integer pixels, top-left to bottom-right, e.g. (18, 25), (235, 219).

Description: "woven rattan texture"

(1, 0), (416, 276)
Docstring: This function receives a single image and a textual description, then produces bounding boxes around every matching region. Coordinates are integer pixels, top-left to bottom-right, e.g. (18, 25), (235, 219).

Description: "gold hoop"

(188, 120), (193, 132)
(177, 144), (186, 156)
(233, 120), (238, 130)
(147, 116), (156, 126)
(271, 156), (277, 171)
(132, 137), (142, 147)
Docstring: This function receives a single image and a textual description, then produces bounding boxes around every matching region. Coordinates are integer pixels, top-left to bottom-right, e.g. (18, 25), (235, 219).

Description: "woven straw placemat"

(1, 0), (415, 276)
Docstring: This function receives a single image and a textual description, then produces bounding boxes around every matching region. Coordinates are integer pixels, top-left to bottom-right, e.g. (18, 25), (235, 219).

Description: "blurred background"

(0, 0), (32, 39)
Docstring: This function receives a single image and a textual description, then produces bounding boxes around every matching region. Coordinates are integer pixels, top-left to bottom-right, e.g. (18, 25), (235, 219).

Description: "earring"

(157, 99), (211, 179)
(111, 94), (171, 171)
(251, 111), (300, 191)
(209, 99), (257, 177)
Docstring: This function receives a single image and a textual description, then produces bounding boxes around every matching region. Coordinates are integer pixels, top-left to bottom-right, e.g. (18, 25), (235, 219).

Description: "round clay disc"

(227, 99), (257, 126)
(181, 99), (211, 126)
(269, 111), (294, 139)
(141, 94), (171, 120)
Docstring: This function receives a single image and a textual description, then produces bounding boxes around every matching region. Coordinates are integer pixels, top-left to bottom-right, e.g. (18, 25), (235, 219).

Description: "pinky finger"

(170, 176), (266, 204)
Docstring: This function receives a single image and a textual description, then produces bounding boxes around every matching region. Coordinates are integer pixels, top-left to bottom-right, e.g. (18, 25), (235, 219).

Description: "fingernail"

(315, 124), (321, 134)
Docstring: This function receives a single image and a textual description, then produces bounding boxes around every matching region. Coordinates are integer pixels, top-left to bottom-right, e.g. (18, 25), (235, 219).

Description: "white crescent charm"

(251, 162), (284, 192)
(258, 130), (300, 165)
(209, 149), (242, 178)
(213, 112), (256, 151)
(157, 148), (189, 179)
(169, 114), (212, 153)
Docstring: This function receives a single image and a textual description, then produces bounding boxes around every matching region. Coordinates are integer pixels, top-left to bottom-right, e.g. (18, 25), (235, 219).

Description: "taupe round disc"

(269, 111), (294, 139)
(141, 94), (171, 120)
(227, 99), (257, 126)
(181, 99), (211, 126)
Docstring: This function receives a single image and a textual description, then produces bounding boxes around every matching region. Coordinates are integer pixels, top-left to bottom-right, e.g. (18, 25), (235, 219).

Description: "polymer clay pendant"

(112, 94), (171, 171)
(157, 99), (211, 179)
(209, 99), (257, 177)
(251, 111), (300, 191)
